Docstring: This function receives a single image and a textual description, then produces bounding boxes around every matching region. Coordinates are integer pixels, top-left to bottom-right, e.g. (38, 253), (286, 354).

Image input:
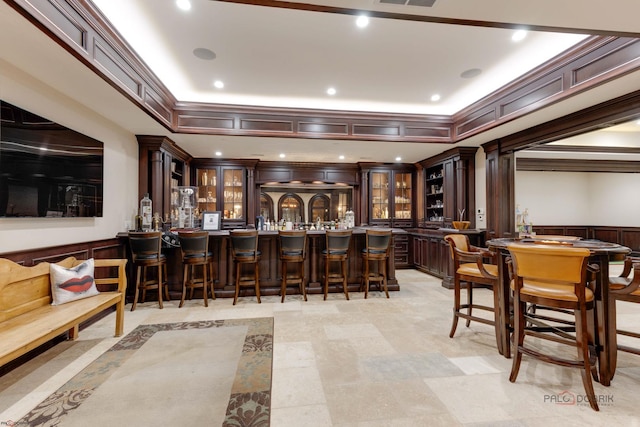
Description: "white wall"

(0, 63), (139, 253)
(475, 148), (487, 229)
(515, 170), (640, 227)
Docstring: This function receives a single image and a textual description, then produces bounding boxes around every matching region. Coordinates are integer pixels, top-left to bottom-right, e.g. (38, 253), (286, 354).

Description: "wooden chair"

(444, 234), (499, 338)
(507, 243), (601, 411)
(278, 230), (308, 302)
(609, 256), (640, 355)
(177, 231), (215, 307)
(361, 228), (393, 299)
(128, 231), (169, 311)
(323, 229), (353, 300)
(229, 229), (261, 305)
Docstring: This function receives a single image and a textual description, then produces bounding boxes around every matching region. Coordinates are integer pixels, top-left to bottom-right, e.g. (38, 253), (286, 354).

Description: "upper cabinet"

(191, 160), (258, 229)
(419, 147), (477, 229)
(368, 166), (415, 228)
(137, 135), (192, 223)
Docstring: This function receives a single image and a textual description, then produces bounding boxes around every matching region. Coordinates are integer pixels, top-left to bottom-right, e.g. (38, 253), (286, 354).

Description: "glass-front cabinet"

(371, 171), (390, 222)
(393, 172), (412, 220)
(193, 163), (246, 229)
(222, 168), (244, 220)
(369, 167), (414, 227)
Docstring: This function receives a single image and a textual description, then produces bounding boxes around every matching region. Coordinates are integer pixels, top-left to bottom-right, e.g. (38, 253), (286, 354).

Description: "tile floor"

(1, 268), (640, 426)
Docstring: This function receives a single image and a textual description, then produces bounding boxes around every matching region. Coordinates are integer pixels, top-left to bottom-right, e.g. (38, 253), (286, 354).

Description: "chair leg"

(157, 264), (163, 309)
(131, 266), (142, 311)
(281, 260), (287, 303)
(179, 264), (188, 308)
(342, 259), (349, 301)
(449, 276), (461, 338)
(465, 282), (472, 327)
(576, 306), (599, 411)
(301, 261), (307, 301)
(202, 263), (209, 307)
(255, 262), (261, 304)
(382, 259), (389, 299)
(324, 258), (329, 301)
(509, 298), (526, 383)
(364, 258), (370, 299)
(233, 262), (240, 306)
(163, 264), (170, 302)
(140, 266), (147, 304)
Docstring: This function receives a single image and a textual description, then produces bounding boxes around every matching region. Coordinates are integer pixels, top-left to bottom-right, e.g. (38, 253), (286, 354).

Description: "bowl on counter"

(452, 221), (470, 230)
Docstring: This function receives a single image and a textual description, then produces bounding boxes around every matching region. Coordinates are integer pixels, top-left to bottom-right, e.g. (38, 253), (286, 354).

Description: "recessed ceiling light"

(430, 94), (441, 102)
(395, 156), (402, 162)
(215, 151), (222, 156)
(193, 48), (216, 60)
(213, 80), (224, 89)
(327, 87), (337, 96)
(512, 30), (527, 42)
(176, 0), (191, 11)
(356, 16), (369, 28)
(339, 155), (345, 160)
(279, 153), (286, 158)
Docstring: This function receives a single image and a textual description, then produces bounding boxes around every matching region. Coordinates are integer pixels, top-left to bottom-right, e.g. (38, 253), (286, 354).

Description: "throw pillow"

(50, 258), (99, 305)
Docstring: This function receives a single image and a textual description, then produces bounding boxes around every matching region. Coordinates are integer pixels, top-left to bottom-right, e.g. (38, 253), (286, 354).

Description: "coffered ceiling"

(3, 0), (640, 163)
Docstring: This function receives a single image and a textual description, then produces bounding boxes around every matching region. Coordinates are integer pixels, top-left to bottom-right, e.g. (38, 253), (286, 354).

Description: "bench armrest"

(87, 259), (128, 294)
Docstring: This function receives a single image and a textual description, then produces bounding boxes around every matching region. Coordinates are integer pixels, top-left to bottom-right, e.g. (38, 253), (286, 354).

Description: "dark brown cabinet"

(137, 135), (192, 223)
(367, 166), (415, 228)
(419, 147), (477, 229)
(191, 160), (258, 229)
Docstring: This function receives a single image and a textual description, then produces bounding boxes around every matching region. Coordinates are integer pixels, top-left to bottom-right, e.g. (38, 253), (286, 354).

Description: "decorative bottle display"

(139, 193), (152, 231)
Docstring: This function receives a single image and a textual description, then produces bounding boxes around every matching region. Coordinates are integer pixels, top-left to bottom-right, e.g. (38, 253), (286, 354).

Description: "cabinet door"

(222, 168), (244, 219)
(196, 168), (218, 214)
(371, 171), (390, 220)
(393, 172), (412, 219)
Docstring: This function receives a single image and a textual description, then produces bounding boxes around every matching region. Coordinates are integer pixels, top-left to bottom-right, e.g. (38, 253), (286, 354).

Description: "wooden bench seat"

(0, 257), (127, 368)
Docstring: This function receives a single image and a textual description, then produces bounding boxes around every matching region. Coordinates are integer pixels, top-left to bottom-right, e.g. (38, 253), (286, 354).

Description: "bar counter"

(118, 227), (406, 301)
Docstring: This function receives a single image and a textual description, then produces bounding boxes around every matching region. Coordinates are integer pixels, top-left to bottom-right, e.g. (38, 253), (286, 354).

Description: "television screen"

(0, 100), (104, 217)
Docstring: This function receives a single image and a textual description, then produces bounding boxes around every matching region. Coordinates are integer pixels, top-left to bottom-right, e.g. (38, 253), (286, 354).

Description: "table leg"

(593, 254), (616, 386)
(496, 250), (512, 358)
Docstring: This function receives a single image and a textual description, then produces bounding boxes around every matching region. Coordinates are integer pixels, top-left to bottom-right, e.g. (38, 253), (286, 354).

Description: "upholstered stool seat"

(177, 231), (215, 307)
(323, 229), (352, 300)
(230, 229), (261, 305)
(279, 230), (308, 302)
(128, 231), (170, 311)
(361, 229), (392, 298)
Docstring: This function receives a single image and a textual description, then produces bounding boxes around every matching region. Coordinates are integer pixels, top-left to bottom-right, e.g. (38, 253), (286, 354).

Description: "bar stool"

(507, 243), (600, 411)
(323, 229), (353, 300)
(177, 231), (215, 307)
(229, 229), (261, 305)
(361, 228), (393, 298)
(128, 231), (169, 311)
(278, 230), (308, 303)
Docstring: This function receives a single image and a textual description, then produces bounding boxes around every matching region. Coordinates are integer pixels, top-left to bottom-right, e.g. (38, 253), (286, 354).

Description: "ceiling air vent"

(378, 0), (437, 7)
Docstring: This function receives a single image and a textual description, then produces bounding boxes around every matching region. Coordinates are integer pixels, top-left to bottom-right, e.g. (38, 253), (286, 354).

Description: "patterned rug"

(17, 318), (273, 427)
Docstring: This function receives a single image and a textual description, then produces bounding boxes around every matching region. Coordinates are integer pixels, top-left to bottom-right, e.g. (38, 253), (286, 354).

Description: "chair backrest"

(507, 243), (591, 285)
(365, 229), (392, 256)
(128, 231), (162, 262)
(326, 229), (353, 255)
(230, 229), (259, 261)
(279, 230), (307, 259)
(444, 234), (470, 261)
(178, 231), (209, 259)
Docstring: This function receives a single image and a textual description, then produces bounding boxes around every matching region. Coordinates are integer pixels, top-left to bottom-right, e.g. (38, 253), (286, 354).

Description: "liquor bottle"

(140, 193), (152, 231)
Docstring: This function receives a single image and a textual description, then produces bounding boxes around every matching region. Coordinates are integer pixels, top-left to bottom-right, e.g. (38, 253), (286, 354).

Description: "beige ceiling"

(3, 0), (640, 164)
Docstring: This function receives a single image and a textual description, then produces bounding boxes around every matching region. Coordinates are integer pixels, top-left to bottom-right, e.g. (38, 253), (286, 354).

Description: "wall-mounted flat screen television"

(0, 100), (104, 217)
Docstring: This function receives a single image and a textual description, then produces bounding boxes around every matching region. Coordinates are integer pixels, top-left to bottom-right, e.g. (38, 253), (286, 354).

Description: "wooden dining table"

(485, 236), (631, 386)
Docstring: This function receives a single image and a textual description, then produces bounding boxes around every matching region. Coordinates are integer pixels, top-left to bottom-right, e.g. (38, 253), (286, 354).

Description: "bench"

(0, 256), (127, 368)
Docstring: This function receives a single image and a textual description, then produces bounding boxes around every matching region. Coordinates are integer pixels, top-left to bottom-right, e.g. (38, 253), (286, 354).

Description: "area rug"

(17, 317), (273, 427)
